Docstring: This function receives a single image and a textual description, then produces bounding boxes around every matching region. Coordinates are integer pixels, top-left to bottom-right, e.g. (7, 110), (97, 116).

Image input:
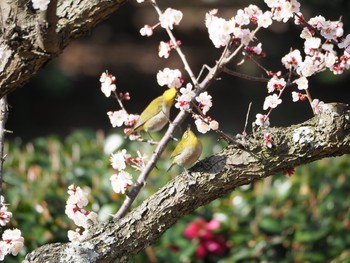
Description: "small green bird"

(167, 126), (202, 171)
(127, 88), (177, 135)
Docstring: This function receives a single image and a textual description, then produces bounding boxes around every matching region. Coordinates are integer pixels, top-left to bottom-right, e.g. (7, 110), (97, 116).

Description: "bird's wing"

(170, 140), (184, 158)
(133, 96), (163, 130)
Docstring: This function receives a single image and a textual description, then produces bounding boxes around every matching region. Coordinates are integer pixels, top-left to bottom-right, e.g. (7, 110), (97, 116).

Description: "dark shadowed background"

(6, 0), (350, 141)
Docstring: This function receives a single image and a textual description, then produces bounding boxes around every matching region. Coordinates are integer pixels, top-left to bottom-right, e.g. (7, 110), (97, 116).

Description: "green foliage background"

(2, 130), (350, 262)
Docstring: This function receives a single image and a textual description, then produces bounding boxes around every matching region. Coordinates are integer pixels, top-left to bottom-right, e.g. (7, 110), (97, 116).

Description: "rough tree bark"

(1, 1), (350, 263)
(0, 0), (127, 97)
(25, 103), (350, 262)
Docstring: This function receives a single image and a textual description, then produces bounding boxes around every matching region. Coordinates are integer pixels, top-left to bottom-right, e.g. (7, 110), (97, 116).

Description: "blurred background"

(3, 0), (350, 262)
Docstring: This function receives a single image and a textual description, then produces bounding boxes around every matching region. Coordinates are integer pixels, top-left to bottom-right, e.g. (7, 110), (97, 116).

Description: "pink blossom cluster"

(158, 40), (182, 59)
(139, 7), (183, 59)
(109, 149), (146, 194)
(0, 196), (24, 260)
(157, 68), (183, 88)
(184, 218), (228, 258)
(65, 185), (97, 242)
(100, 71), (117, 97)
(255, 0), (350, 128)
(0, 229), (24, 260)
(175, 83), (219, 134)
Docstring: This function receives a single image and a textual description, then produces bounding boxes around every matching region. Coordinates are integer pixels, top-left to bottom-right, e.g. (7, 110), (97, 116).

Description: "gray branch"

(25, 103), (350, 262)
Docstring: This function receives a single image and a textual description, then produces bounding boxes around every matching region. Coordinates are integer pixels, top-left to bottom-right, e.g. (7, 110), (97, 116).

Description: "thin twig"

(243, 102), (252, 135)
(151, 1), (199, 89)
(0, 96), (9, 196)
(223, 67), (269, 83)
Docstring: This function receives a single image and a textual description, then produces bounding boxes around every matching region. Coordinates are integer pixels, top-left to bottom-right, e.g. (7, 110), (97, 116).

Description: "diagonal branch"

(25, 102), (350, 262)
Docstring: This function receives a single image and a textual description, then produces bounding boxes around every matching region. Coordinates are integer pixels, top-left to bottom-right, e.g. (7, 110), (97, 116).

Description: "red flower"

(184, 218), (228, 258)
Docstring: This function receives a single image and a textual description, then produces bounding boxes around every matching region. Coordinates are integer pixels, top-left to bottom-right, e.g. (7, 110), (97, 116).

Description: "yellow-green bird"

(127, 88), (177, 135)
(167, 126), (202, 171)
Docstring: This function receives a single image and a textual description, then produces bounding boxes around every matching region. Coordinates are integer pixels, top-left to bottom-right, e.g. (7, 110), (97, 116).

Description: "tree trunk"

(25, 102), (350, 262)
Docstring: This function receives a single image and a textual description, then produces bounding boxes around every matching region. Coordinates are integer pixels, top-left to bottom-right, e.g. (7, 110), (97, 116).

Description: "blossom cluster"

(109, 148), (146, 195)
(0, 196), (24, 260)
(205, 7), (268, 48)
(184, 218), (228, 258)
(65, 185), (97, 242)
(175, 83), (219, 134)
(138, 6), (183, 59)
(254, 0), (350, 131)
(157, 68), (183, 89)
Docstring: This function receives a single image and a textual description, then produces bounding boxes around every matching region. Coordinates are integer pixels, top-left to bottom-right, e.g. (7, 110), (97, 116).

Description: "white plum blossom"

(107, 110), (128, 128)
(235, 9), (250, 26)
(175, 83), (195, 111)
(292, 91), (306, 102)
(65, 185), (97, 229)
(0, 241), (8, 260)
(110, 149), (128, 171)
(304, 37), (321, 55)
(209, 120), (219, 130)
(0, 196), (12, 226)
(292, 91), (299, 102)
(282, 49), (303, 70)
(311, 99), (325, 114)
(158, 41), (171, 58)
(110, 171), (133, 194)
(257, 11), (273, 28)
(66, 185), (89, 208)
(240, 29), (254, 46)
(263, 94), (282, 110)
(267, 0), (300, 23)
(65, 205), (96, 228)
(195, 92), (212, 115)
(338, 34), (350, 53)
(100, 72), (117, 97)
(255, 114), (270, 127)
(194, 118), (219, 134)
(296, 56), (319, 77)
(308, 15), (344, 40)
(31, 0), (50, 11)
(124, 114), (139, 127)
(2, 229), (24, 256)
(294, 76), (308, 90)
(300, 27), (313, 40)
(157, 68), (183, 88)
(159, 8), (183, 30)
(195, 119), (211, 134)
(244, 4), (263, 22)
(206, 12), (235, 48)
(140, 25), (153, 37)
(248, 43), (263, 55)
(267, 77), (286, 93)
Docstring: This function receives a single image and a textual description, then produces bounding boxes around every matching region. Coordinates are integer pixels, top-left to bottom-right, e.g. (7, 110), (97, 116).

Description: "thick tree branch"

(0, 0), (127, 98)
(25, 102), (350, 262)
